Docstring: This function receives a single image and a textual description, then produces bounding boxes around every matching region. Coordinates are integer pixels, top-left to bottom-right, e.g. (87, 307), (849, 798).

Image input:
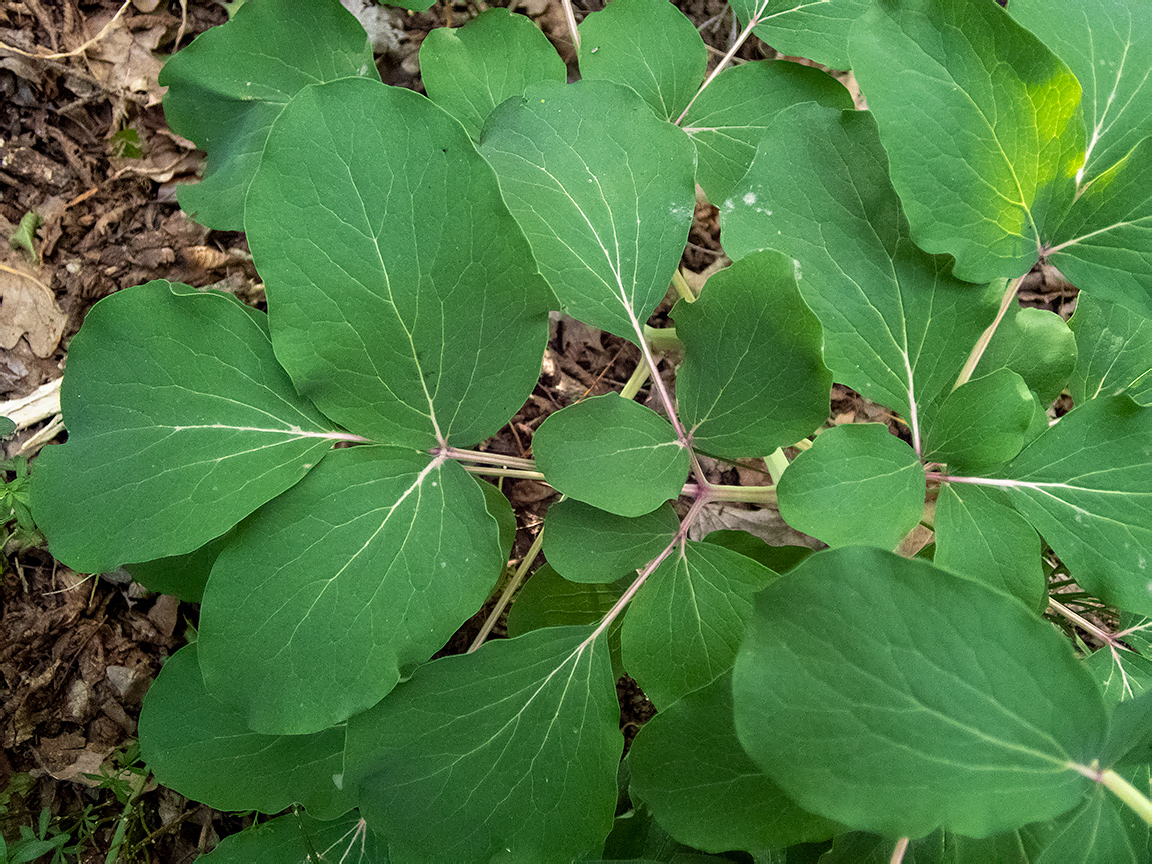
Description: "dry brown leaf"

(83, 12), (166, 105)
(0, 261), (66, 357)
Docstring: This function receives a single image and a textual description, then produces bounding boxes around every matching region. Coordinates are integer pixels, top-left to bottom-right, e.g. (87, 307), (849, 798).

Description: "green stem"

(443, 447), (537, 471)
(764, 448), (790, 485)
(687, 482), (777, 505)
(469, 522), (548, 652)
(675, 11), (761, 125)
(463, 466), (547, 481)
(642, 325), (682, 354)
(619, 357), (651, 400)
(671, 268), (696, 303)
(1102, 769), (1152, 824)
(953, 275), (1023, 390)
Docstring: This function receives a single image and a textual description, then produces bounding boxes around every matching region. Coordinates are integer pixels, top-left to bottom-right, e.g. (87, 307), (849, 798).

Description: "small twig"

(0, 0), (133, 60)
(952, 275), (1023, 390)
(1048, 597), (1128, 650)
(559, 0), (581, 52)
(469, 525), (547, 652)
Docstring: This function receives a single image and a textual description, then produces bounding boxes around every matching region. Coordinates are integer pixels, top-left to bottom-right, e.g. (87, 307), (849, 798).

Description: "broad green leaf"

(1101, 689), (1152, 767)
(198, 447), (502, 734)
(345, 627), (621, 863)
(682, 60), (851, 205)
(479, 79), (696, 343)
(475, 476), (517, 559)
(199, 811), (387, 864)
(723, 104), (1002, 424)
(124, 529), (235, 603)
(848, 0), (1084, 283)
(776, 423), (925, 551)
(733, 546), (1108, 838)
(622, 540), (776, 709)
(597, 804), (714, 862)
(578, 0), (707, 122)
(673, 250), (831, 458)
(1045, 137), (1152, 317)
(1030, 766), (1151, 864)
(419, 9), (565, 140)
(729, 0), (868, 70)
(1085, 648), (1152, 711)
(534, 395), (690, 517)
(922, 369), (1034, 471)
(935, 484), (1045, 612)
(1070, 292), (1152, 406)
(159, 0), (377, 229)
(818, 832), (946, 864)
(30, 282), (335, 573)
(628, 674), (839, 853)
(506, 565), (625, 636)
(980, 395), (1152, 615)
(702, 529), (811, 574)
(138, 645), (353, 818)
(246, 77), (552, 448)
(975, 307), (1078, 406)
(1009, 0), (1152, 185)
(544, 499), (679, 583)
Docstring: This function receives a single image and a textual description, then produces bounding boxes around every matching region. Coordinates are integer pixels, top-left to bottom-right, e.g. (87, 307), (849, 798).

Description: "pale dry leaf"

(83, 12), (166, 105)
(689, 501), (823, 549)
(0, 262), (66, 357)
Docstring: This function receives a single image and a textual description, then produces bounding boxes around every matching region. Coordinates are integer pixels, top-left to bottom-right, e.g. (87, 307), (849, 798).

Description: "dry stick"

(952, 275), (1025, 390)
(559, 0), (581, 52)
(469, 523), (548, 652)
(1048, 597), (1127, 649)
(0, 0), (132, 60)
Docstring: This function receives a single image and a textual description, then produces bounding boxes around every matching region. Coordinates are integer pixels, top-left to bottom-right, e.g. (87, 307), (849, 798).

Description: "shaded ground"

(0, 1), (1079, 861)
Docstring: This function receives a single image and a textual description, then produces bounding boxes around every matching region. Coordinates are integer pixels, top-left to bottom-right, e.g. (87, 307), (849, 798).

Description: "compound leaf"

(139, 645), (353, 818)
(544, 499), (679, 584)
(419, 9), (565, 140)
(682, 59), (851, 205)
(848, 0), (1084, 284)
(776, 423), (925, 551)
(723, 104), (1001, 425)
(628, 674), (839, 854)
(987, 395), (1152, 616)
(160, 0), (378, 229)
(198, 447), (502, 735)
(1070, 292), (1152, 406)
(246, 77), (552, 448)
(732, 546), (1108, 838)
(533, 395), (689, 518)
(673, 250), (831, 459)
(622, 540), (776, 709)
(729, 0), (869, 70)
(578, 0), (707, 122)
(31, 281), (335, 574)
(935, 484), (1046, 612)
(346, 627), (621, 864)
(479, 79), (696, 344)
(922, 369), (1035, 471)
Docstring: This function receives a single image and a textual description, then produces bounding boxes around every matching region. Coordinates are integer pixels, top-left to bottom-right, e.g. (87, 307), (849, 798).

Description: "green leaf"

(138, 645), (354, 817)
(922, 369), (1035, 471)
(777, 423), (925, 551)
(8, 210), (41, 259)
(419, 9), (565, 140)
(506, 564), (625, 636)
(701, 529), (811, 574)
(733, 546), (1108, 838)
(479, 79), (696, 343)
(30, 281), (335, 573)
(346, 627), (621, 863)
(1030, 766), (1151, 864)
(682, 60), (851, 205)
(673, 250), (831, 458)
(123, 529), (235, 603)
(1070, 292), (1152, 406)
(544, 499), (679, 584)
(848, 0), (1084, 283)
(199, 811), (386, 864)
(578, 0), (706, 122)
(534, 395), (689, 517)
(1101, 689), (1152, 768)
(245, 77), (552, 448)
(1085, 648), (1152, 711)
(159, 0), (378, 229)
(975, 307), (1078, 406)
(723, 104), (1002, 425)
(475, 476), (517, 560)
(622, 540), (776, 709)
(934, 484), (1046, 612)
(729, 0), (868, 70)
(0, 416), (15, 436)
(981, 395), (1152, 616)
(628, 674), (839, 853)
(1008, 0), (1152, 185)
(1045, 137), (1152, 317)
(198, 447), (502, 734)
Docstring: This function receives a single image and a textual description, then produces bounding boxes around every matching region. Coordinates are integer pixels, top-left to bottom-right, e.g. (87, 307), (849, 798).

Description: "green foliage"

(27, 0), (1152, 860)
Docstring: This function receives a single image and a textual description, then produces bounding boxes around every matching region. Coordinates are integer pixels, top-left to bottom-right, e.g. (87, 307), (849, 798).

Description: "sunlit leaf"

(729, 0), (868, 69)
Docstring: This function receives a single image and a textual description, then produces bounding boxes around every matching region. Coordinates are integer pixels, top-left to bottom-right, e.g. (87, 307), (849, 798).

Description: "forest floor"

(0, 1), (1077, 861)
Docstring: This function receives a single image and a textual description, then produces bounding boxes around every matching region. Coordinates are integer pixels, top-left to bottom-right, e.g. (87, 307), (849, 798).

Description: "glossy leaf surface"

(480, 79), (696, 343)
(733, 547), (1107, 838)
(674, 250), (831, 458)
(346, 627), (620, 863)
(32, 282), (335, 573)
(246, 77), (552, 448)
(534, 395), (689, 517)
(198, 447), (502, 734)
(777, 423), (924, 551)
(544, 499), (679, 584)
